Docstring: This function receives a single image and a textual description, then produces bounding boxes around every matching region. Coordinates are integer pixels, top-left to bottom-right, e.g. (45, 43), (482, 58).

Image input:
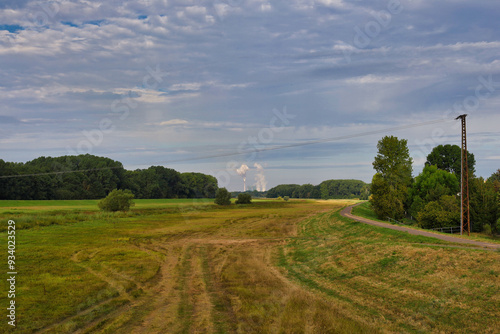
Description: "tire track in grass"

(188, 246), (215, 333)
(119, 243), (185, 333)
(36, 251), (131, 334)
(81, 242), (182, 333)
(279, 212), (406, 331)
(176, 244), (195, 333)
(200, 244), (238, 333)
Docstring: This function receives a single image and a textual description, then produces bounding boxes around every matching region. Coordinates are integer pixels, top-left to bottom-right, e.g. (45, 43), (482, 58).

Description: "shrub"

(483, 224), (492, 236)
(283, 196), (290, 202)
(214, 188), (231, 206)
(98, 189), (135, 212)
(417, 195), (460, 229)
(235, 193), (252, 204)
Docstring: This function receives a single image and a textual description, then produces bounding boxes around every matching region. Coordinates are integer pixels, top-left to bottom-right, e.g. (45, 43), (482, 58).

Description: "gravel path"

(341, 203), (500, 250)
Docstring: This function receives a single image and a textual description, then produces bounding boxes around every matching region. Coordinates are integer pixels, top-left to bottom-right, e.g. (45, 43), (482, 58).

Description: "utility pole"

(456, 114), (470, 236)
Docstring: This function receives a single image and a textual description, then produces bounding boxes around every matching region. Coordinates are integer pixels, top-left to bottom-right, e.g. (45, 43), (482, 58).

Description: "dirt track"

(341, 203), (500, 250)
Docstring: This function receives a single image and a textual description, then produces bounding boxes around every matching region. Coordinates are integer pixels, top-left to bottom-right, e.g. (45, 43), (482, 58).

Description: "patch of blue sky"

(61, 21), (79, 28)
(0, 24), (24, 33)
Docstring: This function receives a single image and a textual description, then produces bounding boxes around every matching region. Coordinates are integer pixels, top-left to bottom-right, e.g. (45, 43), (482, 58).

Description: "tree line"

(370, 137), (499, 233)
(0, 154), (218, 200)
(266, 179), (370, 200)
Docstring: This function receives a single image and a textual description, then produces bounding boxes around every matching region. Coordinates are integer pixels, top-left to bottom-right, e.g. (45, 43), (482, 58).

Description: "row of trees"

(0, 154), (218, 200)
(370, 137), (499, 232)
(266, 179), (369, 200)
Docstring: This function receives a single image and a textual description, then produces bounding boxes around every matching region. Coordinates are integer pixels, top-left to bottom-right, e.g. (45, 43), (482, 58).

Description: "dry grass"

(1, 199), (497, 333)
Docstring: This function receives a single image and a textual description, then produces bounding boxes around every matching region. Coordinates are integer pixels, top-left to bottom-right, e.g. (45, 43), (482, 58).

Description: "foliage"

(373, 136), (413, 184)
(267, 180), (368, 200)
(359, 184), (371, 200)
(214, 188), (232, 205)
(267, 184), (301, 198)
(283, 196), (290, 201)
(487, 169), (500, 193)
(370, 173), (406, 220)
(0, 155), (218, 200)
(235, 193), (252, 204)
(98, 189), (135, 212)
(409, 165), (459, 218)
(231, 190), (266, 198)
(125, 166), (187, 199)
(483, 224), (492, 235)
(469, 177), (498, 232)
(410, 165), (460, 202)
(319, 179), (366, 199)
(417, 195), (460, 229)
(181, 172), (218, 198)
(425, 144), (475, 176)
(370, 136), (413, 220)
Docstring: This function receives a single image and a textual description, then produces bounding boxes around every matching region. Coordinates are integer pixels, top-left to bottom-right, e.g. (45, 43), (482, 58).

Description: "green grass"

(352, 201), (500, 244)
(279, 209), (500, 333)
(0, 199), (498, 333)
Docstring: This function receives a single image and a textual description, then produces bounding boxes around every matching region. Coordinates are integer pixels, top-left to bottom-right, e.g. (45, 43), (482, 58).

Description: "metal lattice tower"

(456, 114), (470, 236)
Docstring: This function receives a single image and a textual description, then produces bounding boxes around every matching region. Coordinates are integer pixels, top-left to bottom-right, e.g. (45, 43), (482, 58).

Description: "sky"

(0, 0), (499, 191)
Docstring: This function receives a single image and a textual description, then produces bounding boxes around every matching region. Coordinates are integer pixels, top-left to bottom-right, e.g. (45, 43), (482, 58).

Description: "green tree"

(266, 184), (300, 198)
(214, 188), (231, 205)
(426, 144), (475, 176)
(235, 193), (252, 204)
(319, 179), (366, 199)
(417, 195), (460, 229)
(98, 189), (135, 212)
(181, 172), (218, 198)
(470, 177), (497, 232)
(409, 165), (459, 218)
(370, 136), (413, 220)
(487, 169), (500, 192)
(370, 173), (406, 219)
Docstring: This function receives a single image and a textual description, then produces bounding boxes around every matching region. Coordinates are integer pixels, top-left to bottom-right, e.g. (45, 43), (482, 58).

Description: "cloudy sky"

(1, 0), (499, 191)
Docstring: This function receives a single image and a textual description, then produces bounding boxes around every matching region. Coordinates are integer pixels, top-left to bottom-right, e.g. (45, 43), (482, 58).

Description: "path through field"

(341, 203), (500, 250)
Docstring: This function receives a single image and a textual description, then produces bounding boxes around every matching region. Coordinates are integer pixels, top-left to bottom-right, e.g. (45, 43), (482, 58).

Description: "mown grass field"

(0, 199), (498, 333)
(352, 201), (500, 244)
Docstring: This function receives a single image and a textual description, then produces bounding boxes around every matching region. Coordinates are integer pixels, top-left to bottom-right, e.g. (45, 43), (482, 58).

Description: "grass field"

(352, 201), (500, 244)
(0, 199), (498, 333)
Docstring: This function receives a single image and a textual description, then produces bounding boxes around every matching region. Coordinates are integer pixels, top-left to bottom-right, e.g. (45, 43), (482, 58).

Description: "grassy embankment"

(0, 199), (498, 333)
(352, 201), (500, 244)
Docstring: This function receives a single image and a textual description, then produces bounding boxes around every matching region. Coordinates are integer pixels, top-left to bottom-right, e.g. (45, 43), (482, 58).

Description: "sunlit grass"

(0, 199), (497, 333)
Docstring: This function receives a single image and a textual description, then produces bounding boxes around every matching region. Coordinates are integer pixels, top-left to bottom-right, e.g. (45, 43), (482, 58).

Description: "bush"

(417, 195), (460, 229)
(235, 193), (252, 204)
(214, 188), (231, 206)
(283, 196), (290, 202)
(483, 224), (492, 236)
(98, 189), (135, 212)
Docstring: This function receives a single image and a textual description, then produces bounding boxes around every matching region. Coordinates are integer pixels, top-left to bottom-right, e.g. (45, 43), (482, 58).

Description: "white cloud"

(315, 0), (345, 8)
(159, 119), (189, 126)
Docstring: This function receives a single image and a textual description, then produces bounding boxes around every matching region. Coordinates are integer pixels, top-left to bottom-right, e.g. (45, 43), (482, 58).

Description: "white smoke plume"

(254, 163), (267, 192)
(236, 164), (249, 191)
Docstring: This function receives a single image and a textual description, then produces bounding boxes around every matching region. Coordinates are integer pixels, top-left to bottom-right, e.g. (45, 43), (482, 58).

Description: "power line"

(0, 117), (454, 179)
(151, 118), (452, 164)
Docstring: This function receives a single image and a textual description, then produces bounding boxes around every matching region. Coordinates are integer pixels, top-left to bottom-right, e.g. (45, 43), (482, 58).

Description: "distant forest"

(0, 154), (218, 200)
(266, 180), (370, 200)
